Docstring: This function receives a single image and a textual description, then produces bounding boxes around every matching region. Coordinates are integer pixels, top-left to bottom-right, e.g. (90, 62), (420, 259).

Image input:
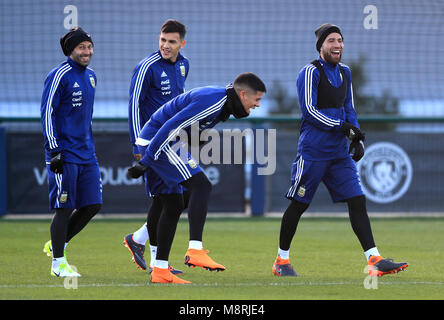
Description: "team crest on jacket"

(357, 142), (412, 204)
(297, 185), (306, 197)
(180, 65), (186, 77)
(188, 158), (197, 169)
(89, 75), (95, 88)
(59, 191), (68, 204)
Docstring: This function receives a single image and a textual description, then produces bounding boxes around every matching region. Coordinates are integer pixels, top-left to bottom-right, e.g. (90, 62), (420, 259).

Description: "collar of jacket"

(318, 56), (340, 70)
(158, 50), (185, 64)
(67, 57), (87, 71)
(219, 83), (249, 122)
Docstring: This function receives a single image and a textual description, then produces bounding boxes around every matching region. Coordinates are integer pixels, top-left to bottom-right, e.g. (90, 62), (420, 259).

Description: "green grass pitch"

(1, 216), (443, 300)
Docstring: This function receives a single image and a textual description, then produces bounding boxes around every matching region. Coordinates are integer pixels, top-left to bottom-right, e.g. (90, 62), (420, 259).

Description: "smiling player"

(41, 27), (102, 277)
(124, 20), (189, 274)
(272, 23), (408, 277)
(127, 72), (266, 283)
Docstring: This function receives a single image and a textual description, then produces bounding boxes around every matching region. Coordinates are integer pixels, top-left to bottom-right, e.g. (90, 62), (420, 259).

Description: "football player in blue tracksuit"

(40, 27), (102, 278)
(127, 72), (266, 283)
(123, 20), (189, 274)
(272, 24), (408, 277)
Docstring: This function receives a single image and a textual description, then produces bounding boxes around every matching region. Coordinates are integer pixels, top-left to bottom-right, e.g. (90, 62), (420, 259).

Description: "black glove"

(349, 140), (365, 162)
(127, 162), (148, 179)
(49, 151), (64, 174)
(340, 122), (365, 142)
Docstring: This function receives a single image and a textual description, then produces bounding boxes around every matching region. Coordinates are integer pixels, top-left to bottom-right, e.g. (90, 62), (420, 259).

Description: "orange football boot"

(184, 248), (226, 272)
(150, 267), (191, 284)
(368, 255), (408, 277)
(272, 256), (299, 276)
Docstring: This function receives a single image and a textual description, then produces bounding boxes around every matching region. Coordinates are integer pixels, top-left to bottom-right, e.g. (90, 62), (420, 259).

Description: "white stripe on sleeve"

(130, 54), (161, 140)
(154, 95), (227, 160)
(304, 65), (340, 127)
(44, 63), (72, 150)
(164, 144), (192, 180)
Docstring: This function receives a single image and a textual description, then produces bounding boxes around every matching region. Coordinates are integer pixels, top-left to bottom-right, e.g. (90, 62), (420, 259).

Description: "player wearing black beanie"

(41, 26), (101, 278)
(272, 23), (408, 279)
(60, 27), (93, 56)
(315, 23), (342, 52)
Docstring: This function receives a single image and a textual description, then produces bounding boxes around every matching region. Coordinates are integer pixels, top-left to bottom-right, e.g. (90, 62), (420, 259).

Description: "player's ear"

(239, 89), (248, 101)
(180, 39), (186, 49)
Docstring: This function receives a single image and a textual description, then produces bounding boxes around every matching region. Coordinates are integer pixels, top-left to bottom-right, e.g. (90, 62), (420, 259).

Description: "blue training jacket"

(40, 57), (97, 164)
(296, 57), (359, 160)
(137, 86), (227, 166)
(128, 50), (189, 154)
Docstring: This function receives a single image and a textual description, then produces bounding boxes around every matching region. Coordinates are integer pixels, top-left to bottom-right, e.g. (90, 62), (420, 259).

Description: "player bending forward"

(127, 72), (266, 283)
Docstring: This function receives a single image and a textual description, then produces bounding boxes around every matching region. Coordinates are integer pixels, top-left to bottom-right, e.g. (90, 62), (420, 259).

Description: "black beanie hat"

(315, 23), (342, 52)
(60, 27), (93, 56)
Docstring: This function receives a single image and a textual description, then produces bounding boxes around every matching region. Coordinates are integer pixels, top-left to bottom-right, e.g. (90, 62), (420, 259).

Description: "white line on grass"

(1, 281), (443, 289)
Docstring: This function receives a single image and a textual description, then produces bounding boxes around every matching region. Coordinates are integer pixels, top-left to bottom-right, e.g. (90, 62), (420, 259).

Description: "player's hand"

(133, 153), (142, 161)
(340, 122), (365, 142)
(127, 162), (147, 179)
(49, 151), (64, 174)
(349, 140), (365, 162)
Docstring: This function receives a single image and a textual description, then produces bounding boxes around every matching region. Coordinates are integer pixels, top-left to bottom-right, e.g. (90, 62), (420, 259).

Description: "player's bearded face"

(159, 32), (185, 63)
(70, 41), (93, 67)
(320, 33), (343, 65)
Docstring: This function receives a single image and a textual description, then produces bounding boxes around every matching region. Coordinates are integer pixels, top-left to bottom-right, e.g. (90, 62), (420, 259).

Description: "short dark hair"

(161, 19), (187, 39)
(234, 72), (267, 93)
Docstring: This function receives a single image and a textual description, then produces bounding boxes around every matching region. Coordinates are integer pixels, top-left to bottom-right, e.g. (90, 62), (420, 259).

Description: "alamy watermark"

(363, 265), (378, 289)
(167, 122), (276, 176)
(363, 4), (378, 30)
(63, 5), (78, 30)
(63, 265), (79, 289)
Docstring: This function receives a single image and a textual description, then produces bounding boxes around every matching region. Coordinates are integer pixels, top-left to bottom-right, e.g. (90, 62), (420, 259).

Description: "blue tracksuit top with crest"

(40, 57), (97, 164)
(296, 57), (359, 160)
(137, 86), (227, 166)
(128, 50), (189, 154)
